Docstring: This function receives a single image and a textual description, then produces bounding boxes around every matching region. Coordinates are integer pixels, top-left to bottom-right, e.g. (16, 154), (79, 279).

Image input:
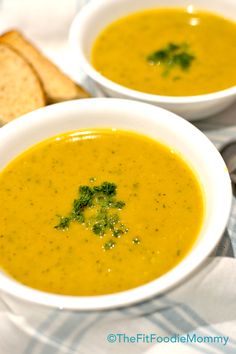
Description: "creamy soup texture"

(0, 130), (204, 295)
(92, 8), (236, 96)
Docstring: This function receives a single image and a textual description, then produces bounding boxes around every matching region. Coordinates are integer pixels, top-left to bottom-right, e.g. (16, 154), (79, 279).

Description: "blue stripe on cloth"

(127, 298), (198, 334)
(64, 313), (107, 354)
(159, 299), (236, 353)
(167, 301), (236, 349)
(23, 310), (59, 354)
(121, 305), (175, 335)
(38, 313), (105, 354)
(128, 297), (199, 333)
(124, 301), (216, 354)
(126, 297), (202, 334)
(125, 295), (236, 352)
(38, 312), (90, 354)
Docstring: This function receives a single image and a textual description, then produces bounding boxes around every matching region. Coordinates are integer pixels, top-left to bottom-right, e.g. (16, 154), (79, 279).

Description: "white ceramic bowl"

(69, 0), (236, 121)
(0, 98), (232, 310)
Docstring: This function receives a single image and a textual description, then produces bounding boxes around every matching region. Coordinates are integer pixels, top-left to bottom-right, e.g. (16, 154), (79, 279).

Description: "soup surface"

(92, 8), (236, 96)
(0, 130), (204, 295)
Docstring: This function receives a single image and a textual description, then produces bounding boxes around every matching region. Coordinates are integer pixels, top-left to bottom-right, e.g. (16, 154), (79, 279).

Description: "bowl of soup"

(69, 0), (236, 120)
(0, 98), (232, 310)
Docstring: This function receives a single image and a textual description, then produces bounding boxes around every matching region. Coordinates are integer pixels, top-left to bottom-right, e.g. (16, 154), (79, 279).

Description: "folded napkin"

(0, 1), (236, 353)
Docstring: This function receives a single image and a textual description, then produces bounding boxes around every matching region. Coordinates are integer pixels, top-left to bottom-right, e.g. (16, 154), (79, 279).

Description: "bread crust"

(0, 30), (90, 103)
(0, 42), (46, 124)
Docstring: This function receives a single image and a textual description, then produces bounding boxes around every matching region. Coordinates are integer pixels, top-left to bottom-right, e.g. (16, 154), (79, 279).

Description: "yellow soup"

(92, 8), (236, 96)
(0, 130), (204, 295)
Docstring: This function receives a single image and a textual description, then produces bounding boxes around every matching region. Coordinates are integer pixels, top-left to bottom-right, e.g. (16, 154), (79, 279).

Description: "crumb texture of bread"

(0, 43), (45, 124)
(0, 30), (90, 103)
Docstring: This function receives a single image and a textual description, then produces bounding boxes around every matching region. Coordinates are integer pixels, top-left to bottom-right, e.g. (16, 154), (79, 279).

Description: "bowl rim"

(0, 98), (232, 310)
(69, 0), (236, 104)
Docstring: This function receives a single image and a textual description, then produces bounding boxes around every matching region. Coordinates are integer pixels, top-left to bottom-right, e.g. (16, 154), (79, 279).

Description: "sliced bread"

(0, 30), (90, 103)
(0, 43), (45, 124)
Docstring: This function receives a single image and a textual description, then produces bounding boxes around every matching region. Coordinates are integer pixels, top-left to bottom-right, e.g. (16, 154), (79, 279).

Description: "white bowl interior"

(0, 98), (232, 310)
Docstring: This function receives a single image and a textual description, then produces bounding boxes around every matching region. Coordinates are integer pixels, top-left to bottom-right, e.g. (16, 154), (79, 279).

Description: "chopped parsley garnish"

(147, 42), (195, 76)
(55, 181), (128, 250)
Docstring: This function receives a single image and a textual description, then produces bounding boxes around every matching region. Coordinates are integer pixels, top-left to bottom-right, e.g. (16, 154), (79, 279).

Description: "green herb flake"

(104, 239), (116, 250)
(147, 42), (195, 76)
(54, 216), (71, 230)
(92, 223), (106, 236)
(89, 177), (96, 183)
(133, 237), (141, 244)
(112, 200), (125, 209)
(112, 229), (124, 238)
